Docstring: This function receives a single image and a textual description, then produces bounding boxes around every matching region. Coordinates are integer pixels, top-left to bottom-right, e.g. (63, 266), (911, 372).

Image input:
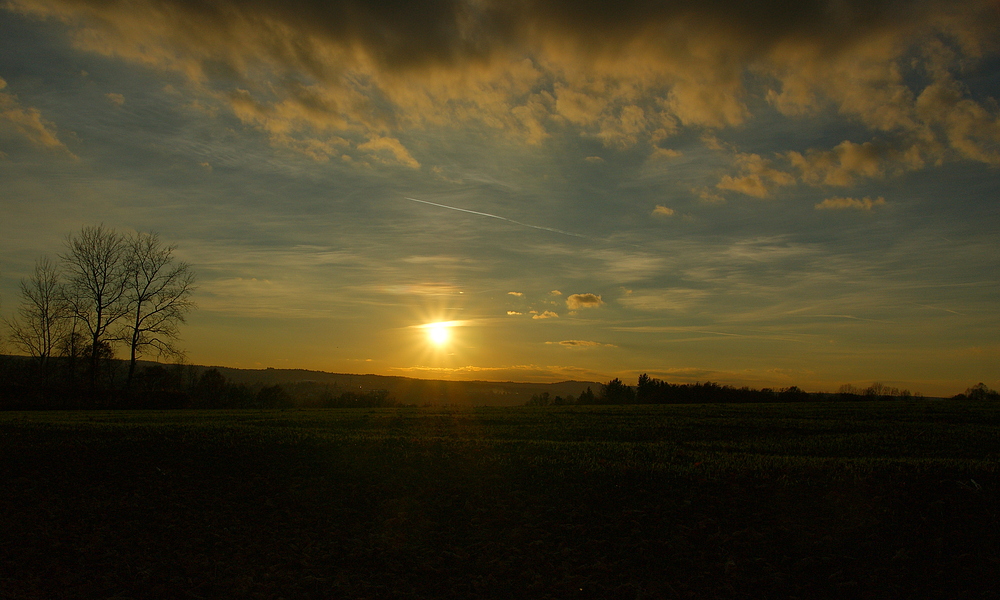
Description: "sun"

(427, 323), (451, 347)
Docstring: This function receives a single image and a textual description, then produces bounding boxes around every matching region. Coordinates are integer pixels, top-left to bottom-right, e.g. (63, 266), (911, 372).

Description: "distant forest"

(0, 355), (996, 410)
(0, 355), (399, 410)
(526, 375), (999, 407)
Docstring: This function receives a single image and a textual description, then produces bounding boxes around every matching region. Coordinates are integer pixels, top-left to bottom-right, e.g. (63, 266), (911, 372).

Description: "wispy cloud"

(0, 77), (74, 156)
(815, 196), (886, 211)
(358, 136), (420, 169)
(546, 340), (617, 348)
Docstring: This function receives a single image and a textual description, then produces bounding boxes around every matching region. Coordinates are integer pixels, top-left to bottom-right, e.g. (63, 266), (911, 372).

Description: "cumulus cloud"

(6, 0), (999, 171)
(507, 291), (523, 296)
(815, 196), (886, 211)
(550, 290), (562, 296)
(546, 340), (617, 348)
(716, 153), (796, 198)
(566, 293), (603, 309)
(532, 310), (558, 319)
(652, 205), (675, 216)
(506, 310), (522, 316)
(788, 141), (887, 187)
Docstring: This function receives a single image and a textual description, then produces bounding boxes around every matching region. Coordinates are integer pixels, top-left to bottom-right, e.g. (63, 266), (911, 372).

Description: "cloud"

(381, 282), (462, 296)
(716, 153), (795, 198)
(566, 293), (603, 309)
(652, 205), (675, 217)
(787, 141), (887, 187)
(550, 290), (562, 296)
(584, 156), (604, 163)
(105, 92), (125, 106)
(507, 291), (523, 296)
(357, 136), (420, 169)
(506, 310), (522, 316)
(6, 0), (999, 172)
(815, 196), (886, 211)
(650, 147), (681, 160)
(0, 77), (74, 155)
(546, 340), (617, 348)
(695, 187), (726, 204)
(532, 310), (559, 319)
(618, 289), (709, 312)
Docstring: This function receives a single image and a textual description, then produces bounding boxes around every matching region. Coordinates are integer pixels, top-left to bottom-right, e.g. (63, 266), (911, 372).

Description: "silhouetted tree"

(60, 225), (132, 392)
(777, 386), (809, 402)
(527, 391), (551, 406)
(577, 386), (597, 404)
(600, 378), (635, 404)
(957, 383), (1000, 401)
(122, 232), (195, 388)
(4, 256), (70, 384)
(255, 384), (292, 408)
(57, 329), (86, 388)
(636, 373), (653, 403)
(192, 368), (227, 408)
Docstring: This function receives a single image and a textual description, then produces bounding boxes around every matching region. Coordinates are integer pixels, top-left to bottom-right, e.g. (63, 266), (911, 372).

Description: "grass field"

(2, 402), (998, 599)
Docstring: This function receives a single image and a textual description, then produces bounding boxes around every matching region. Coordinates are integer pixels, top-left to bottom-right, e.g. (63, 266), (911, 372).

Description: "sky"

(1, 0), (998, 396)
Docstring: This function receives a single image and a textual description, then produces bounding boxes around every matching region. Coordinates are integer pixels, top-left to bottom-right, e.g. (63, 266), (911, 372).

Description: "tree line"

(524, 374), (999, 406)
(2, 225), (194, 404)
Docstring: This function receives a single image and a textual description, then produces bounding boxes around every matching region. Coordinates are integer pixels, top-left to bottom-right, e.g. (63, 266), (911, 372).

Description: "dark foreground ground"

(1, 402), (998, 599)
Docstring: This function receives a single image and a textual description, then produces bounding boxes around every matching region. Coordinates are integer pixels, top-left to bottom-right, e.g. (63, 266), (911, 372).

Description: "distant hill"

(145, 361), (600, 407)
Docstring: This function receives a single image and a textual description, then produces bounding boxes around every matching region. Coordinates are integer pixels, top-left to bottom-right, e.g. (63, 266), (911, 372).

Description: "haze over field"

(1, 0), (998, 396)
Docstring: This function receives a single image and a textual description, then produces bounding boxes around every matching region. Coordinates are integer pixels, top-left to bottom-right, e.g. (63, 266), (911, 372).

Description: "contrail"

(405, 197), (586, 239)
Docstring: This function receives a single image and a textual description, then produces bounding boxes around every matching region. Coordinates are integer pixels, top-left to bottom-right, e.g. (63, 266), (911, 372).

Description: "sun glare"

(427, 323), (450, 347)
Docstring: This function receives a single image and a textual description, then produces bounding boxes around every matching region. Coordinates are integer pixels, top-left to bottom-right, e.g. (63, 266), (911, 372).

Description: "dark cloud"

(8, 0), (999, 168)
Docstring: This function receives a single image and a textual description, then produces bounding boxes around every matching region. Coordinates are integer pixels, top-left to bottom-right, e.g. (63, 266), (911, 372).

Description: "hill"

(150, 361), (599, 407)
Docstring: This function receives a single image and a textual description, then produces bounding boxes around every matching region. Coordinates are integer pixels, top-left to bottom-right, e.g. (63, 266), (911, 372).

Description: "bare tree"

(122, 232), (195, 387)
(4, 256), (70, 380)
(60, 225), (132, 390)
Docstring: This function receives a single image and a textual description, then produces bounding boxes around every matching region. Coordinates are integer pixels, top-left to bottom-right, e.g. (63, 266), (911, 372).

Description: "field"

(2, 402), (998, 599)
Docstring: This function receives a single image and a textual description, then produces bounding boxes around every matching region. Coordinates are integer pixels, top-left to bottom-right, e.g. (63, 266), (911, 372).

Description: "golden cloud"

(566, 293), (603, 310)
(652, 205), (675, 216)
(815, 196), (886, 211)
(0, 76), (74, 155)
(531, 310), (559, 319)
(546, 340), (617, 348)
(357, 136), (421, 169)
(716, 153), (796, 199)
(788, 141), (887, 187)
(6, 0), (999, 168)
